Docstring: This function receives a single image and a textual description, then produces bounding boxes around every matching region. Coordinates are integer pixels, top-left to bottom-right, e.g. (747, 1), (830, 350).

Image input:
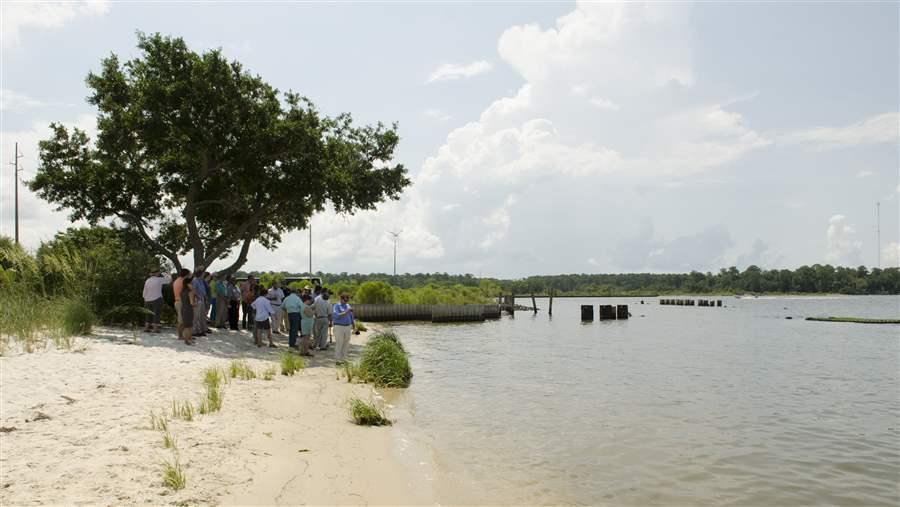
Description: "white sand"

(0, 325), (434, 505)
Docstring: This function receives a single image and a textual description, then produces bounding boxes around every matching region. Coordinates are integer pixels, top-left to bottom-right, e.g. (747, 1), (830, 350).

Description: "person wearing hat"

(142, 267), (172, 333)
(331, 292), (355, 362)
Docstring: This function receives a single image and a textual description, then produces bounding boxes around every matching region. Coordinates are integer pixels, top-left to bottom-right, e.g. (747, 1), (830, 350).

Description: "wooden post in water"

(549, 289), (554, 316)
(616, 305), (629, 319)
(531, 294), (537, 314)
(581, 305), (594, 321)
(510, 293), (515, 316)
(599, 305), (616, 320)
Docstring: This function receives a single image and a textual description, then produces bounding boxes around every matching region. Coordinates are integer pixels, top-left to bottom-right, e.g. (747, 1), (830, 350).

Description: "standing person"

(142, 268), (172, 333)
(300, 294), (315, 356)
(332, 292), (355, 362)
(180, 277), (195, 345)
(251, 287), (276, 348)
(202, 272), (212, 332)
(267, 281), (285, 335)
(240, 275), (256, 330)
(191, 267), (207, 337)
(282, 288), (302, 349)
(208, 272), (219, 322)
(313, 289), (332, 351)
(227, 276), (241, 331)
(172, 268), (190, 339)
(214, 273), (228, 328)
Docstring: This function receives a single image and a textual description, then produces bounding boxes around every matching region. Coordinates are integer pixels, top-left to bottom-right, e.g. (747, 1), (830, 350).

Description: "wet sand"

(0, 325), (433, 505)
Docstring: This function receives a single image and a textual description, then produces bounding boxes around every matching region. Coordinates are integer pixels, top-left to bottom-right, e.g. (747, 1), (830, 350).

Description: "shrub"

(354, 281), (395, 304)
(349, 398), (391, 426)
(61, 298), (94, 336)
(161, 456), (186, 490)
(280, 351), (304, 376)
(357, 332), (412, 388)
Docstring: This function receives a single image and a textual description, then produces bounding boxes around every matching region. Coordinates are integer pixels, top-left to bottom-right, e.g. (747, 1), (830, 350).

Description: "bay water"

(388, 296), (900, 505)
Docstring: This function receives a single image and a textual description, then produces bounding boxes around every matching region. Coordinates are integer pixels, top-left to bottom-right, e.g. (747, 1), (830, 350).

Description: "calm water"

(390, 296), (900, 506)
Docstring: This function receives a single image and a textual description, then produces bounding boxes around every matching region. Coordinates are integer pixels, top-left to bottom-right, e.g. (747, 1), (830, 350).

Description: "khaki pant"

(271, 306), (283, 333)
(214, 297), (227, 327)
(192, 297), (206, 335)
(333, 325), (352, 361)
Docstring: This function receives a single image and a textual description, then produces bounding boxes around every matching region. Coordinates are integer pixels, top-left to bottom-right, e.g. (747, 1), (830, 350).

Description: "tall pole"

(876, 202), (881, 268)
(388, 230), (401, 276)
(309, 223), (313, 276)
(11, 143), (23, 245)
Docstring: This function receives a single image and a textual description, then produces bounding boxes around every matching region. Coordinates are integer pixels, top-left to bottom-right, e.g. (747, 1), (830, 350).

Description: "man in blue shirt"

(332, 293), (354, 362)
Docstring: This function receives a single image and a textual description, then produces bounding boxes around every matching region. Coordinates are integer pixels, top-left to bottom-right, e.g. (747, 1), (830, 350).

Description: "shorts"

(255, 319), (271, 330)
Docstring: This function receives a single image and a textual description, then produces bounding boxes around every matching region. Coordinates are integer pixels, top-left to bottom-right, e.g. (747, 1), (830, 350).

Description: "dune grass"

(356, 332), (412, 388)
(228, 360), (257, 380)
(161, 455), (186, 490)
(197, 384), (223, 414)
(349, 398), (392, 426)
(171, 400), (195, 421)
(149, 411), (169, 432)
(280, 351), (304, 376)
(262, 366), (277, 381)
(162, 430), (176, 449)
(61, 298), (95, 336)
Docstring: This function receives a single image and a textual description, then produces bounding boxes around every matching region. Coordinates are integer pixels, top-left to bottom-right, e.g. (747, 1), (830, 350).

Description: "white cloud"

(856, 170), (874, 178)
(881, 242), (900, 269)
(424, 108), (451, 122)
(426, 60), (493, 83)
(783, 112), (899, 149)
(1, 89), (48, 111)
(588, 97), (619, 110)
(825, 214), (863, 266)
(1, 0), (110, 49)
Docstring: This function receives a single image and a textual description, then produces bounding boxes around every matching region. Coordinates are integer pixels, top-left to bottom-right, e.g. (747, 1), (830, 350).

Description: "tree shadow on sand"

(88, 325), (360, 370)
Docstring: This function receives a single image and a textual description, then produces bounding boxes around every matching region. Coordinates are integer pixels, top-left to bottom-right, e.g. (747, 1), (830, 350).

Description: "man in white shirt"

(251, 290), (276, 348)
(267, 281), (285, 335)
(143, 268), (172, 333)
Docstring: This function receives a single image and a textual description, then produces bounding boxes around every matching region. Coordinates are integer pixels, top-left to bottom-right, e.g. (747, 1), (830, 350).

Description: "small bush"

(349, 398), (391, 426)
(161, 456), (186, 490)
(357, 332), (412, 388)
(280, 351), (304, 376)
(61, 298), (95, 336)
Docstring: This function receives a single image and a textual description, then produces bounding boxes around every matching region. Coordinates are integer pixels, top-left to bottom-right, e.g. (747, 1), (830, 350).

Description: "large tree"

(31, 33), (409, 274)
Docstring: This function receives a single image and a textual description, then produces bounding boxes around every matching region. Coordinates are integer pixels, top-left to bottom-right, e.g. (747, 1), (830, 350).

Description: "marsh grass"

(349, 398), (391, 426)
(228, 360), (256, 380)
(280, 351), (304, 376)
(162, 430), (176, 449)
(171, 400), (195, 421)
(262, 366), (277, 381)
(202, 367), (226, 389)
(356, 332), (412, 388)
(61, 298), (94, 336)
(197, 385), (223, 414)
(161, 455), (186, 490)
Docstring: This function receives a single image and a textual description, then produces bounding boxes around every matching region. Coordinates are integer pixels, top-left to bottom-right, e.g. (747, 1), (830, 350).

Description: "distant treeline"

(240, 265), (900, 296)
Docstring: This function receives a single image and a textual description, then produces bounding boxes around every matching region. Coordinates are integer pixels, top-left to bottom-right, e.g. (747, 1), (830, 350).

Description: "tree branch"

(215, 229), (256, 276)
(116, 212), (182, 270)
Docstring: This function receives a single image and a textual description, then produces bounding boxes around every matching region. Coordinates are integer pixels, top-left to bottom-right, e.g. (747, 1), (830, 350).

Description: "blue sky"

(1, 1), (897, 277)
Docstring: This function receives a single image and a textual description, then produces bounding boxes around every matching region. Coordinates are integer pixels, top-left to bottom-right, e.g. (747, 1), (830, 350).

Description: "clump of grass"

(161, 455), (186, 490)
(280, 351), (304, 376)
(343, 361), (359, 383)
(202, 367), (225, 389)
(162, 430), (176, 449)
(197, 384), (223, 414)
(150, 411), (169, 432)
(353, 320), (368, 332)
(171, 400), (194, 421)
(349, 398), (392, 426)
(60, 298), (94, 336)
(262, 366), (277, 381)
(228, 360), (256, 380)
(356, 332), (412, 388)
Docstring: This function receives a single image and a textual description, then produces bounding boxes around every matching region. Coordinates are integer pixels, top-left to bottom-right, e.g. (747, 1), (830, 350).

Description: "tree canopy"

(31, 33), (409, 274)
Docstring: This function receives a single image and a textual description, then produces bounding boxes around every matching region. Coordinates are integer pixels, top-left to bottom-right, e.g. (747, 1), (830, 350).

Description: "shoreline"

(0, 324), (435, 505)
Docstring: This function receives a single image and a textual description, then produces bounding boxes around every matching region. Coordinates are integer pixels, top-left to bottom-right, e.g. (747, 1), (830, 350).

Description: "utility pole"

(876, 202), (881, 268)
(10, 143), (23, 245)
(387, 230), (401, 276)
(308, 223), (313, 277)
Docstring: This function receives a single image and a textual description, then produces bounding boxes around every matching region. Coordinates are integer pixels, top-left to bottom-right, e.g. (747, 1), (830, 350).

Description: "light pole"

(9, 143), (23, 244)
(388, 230), (401, 276)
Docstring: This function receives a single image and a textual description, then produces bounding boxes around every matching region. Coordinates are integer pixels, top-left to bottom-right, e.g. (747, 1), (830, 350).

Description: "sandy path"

(0, 325), (433, 506)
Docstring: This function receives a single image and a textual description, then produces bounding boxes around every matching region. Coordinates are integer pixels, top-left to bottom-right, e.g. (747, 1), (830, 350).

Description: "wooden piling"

(599, 305), (616, 320)
(549, 289), (554, 316)
(717, 300), (722, 307)
(581, 305), (594, 321)
(616, 305), (629, 319)
(531, 294), (537, 314)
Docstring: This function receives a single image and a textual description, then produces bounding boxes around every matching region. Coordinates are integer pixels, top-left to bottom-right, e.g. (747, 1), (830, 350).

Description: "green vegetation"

(162, 430), (176, 449)
(228, 360), (257, 380)
(171, 400), (195, 422)
(31, 33), (409, 275)
(356, 332), (412, 388)
(349, 398), (392, 426)
(149, 411), (169, 432)
(197, 384), (223, 415)
(262, 366), (277, 381)
(280, 351), (304, 376)
(353, 320), (368, 333)
(202, 367), (226, 389)
(161, 455), (186, 490)
(806, 317), (900, 324)
(61, 299), (94, 336)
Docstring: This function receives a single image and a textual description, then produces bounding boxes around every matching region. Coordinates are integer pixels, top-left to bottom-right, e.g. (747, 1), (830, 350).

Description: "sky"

(1, 1), (898, 277)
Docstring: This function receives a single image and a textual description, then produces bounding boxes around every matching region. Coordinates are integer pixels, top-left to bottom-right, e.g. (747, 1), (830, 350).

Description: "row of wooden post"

(581, 304), (628, 321)
(660, 299), (722, 307)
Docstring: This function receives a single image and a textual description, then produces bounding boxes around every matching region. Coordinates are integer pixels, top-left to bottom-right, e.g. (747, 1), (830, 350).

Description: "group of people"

(142, 269), (357, 361)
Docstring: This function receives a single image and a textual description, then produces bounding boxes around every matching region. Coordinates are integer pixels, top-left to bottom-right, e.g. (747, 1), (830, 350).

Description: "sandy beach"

(0, 325), (434, 506)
